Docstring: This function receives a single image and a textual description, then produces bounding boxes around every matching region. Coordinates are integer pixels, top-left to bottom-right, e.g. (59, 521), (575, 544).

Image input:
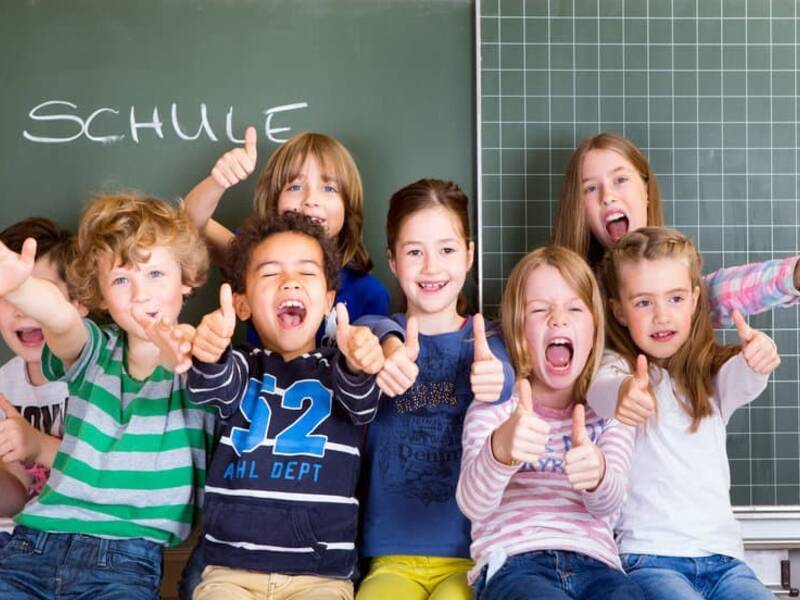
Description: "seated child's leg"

(0, 532), (9, 549)
(356, 556), (429, 600)
(428, 559), (472, 600)
(278, 574), (353, 600)
(472, 552), (570, 600)
(193, 565), (266, 600)
(703, 556), (774, 600)
(564, 554), (644, 600)
(621, 554), (702, 600)
(0, 527), (162, 599)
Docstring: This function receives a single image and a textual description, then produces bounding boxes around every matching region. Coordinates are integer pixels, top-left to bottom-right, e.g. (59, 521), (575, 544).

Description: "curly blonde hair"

(69, 193), (208, 310)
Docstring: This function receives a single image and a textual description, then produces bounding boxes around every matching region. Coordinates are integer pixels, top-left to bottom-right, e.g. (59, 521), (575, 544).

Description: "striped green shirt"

(16, 319), (215, 547)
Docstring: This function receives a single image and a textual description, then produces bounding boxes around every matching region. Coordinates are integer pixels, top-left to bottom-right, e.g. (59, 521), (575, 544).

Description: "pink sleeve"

(456, 398), (521, 521)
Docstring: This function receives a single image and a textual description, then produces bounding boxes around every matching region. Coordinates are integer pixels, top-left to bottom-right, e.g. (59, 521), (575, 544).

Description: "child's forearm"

(0, 462), (29, 517)
(183, 177), (235, 264)
(5, 277), (85, 364)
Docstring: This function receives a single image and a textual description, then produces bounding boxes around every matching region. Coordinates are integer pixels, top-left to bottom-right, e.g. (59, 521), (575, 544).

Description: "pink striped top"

(456, 395), (635, 583)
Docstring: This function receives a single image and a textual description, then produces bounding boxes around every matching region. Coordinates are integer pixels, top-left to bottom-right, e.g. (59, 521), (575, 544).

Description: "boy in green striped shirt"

(0, 194), (216, 599)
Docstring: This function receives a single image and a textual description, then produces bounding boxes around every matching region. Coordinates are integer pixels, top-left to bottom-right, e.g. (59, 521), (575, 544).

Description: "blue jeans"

(473, 550), (644, 600)
(622, 553), (774, 600)
(0, 525), (163, 599)
(0, 531), (10, 549)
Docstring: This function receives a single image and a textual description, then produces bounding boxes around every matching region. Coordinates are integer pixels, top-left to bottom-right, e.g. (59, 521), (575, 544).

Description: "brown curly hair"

(223, 211), (340, 295)
(69, 193), (208, 311)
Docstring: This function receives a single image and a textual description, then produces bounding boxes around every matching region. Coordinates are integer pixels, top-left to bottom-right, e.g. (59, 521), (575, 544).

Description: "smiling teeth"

(419, 282), (446, 290)
(279, 300), (305, 309)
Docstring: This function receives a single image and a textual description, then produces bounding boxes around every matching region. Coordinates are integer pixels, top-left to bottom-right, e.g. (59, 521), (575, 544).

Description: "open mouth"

(651, 330), (676, 342)
(604, 211), (629, 243)
(545, 337), (573, 373)
(16, 327), (44, 347)
(277, 299), (307, 328)
(307, 215), (326, 227)
(417, 281), (447, 292)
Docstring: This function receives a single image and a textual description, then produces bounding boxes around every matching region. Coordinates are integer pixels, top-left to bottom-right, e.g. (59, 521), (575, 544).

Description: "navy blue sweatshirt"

(187, 344), (380, 579)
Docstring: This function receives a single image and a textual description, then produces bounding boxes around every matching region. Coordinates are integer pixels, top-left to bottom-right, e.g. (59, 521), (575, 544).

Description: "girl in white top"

(588, 227), (780, 600)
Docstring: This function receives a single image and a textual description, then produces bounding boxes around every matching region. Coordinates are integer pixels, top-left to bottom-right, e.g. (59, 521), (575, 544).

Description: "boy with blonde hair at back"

(0, 195), (215, 599)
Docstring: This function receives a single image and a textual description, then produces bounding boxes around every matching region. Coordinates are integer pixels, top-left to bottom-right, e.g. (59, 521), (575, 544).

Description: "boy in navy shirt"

(150, 212), (384, 599)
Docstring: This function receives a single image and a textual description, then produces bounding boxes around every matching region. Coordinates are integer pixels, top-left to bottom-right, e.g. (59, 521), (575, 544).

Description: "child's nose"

(302, 189), (321, 208)
(132, 280), (150, 302)
(280, 277), (301, 290)
(548, 307), (568, 327)
(601, 187), (616, 206)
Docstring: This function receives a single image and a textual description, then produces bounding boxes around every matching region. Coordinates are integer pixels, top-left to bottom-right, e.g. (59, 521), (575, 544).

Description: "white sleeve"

(716, 352), (769, 424)
(586, 351), (631, 420)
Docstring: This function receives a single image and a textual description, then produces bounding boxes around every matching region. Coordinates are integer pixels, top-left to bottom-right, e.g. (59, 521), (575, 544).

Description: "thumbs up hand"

(615, 354), (656, 427)
(376, 317), (420, 397)
(193, 284), (237, 364)
(335, 304), (384, 375)
(491, 379), (551, 466)
(564, 404), (606, 491)
(0, 393), (48, 465)
(470, 314), (505, 403)
(210, 126), (258, 190)
(733, 310), (780, 375)
(0, 238), (36, 298)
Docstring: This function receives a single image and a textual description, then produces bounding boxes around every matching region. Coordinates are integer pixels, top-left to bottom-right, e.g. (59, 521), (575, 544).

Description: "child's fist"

(733, 310), (780, 375)
(615, 354), (655, 426)
(470, 313), (505, 403)
(210, 126), (258, 190)
(0, 394), (45, 464)
(193, 284), (237, 364)
(135, 312), (196, 374)
(376, 317), (420, 397)
(335, 304), (384, 375)
(491, 379), (550, 466)
(564, 404), (605, 491)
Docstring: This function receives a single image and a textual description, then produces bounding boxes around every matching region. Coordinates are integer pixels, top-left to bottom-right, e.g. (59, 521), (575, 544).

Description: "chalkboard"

(478, 0), (800, 506)
(0, 0), (474, 353)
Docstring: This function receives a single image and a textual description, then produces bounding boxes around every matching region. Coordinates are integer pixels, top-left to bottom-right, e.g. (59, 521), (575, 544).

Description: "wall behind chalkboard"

(0, 0), (473, 354)
(478, 0), (800, 506)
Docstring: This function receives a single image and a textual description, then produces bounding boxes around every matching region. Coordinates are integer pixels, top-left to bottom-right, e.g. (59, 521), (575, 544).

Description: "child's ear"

(233, 293), (251, 321)
(466, 240), (475, 270)
(610, 299), (627, 326)
(387, 249), (397, 277)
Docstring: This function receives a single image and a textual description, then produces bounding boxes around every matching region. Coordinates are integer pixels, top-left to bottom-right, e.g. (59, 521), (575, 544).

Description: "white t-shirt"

(0, 356), (68, 535)
(587, 351), (768, 560)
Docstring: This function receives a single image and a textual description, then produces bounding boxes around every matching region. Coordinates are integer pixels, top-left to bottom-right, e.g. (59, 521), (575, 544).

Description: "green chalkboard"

(0, 0), (474, 359)
(478, 0), (800, 507)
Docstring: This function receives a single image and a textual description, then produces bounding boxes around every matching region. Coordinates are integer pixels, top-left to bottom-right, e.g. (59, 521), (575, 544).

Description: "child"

(183, 128), (389, 337)
(456, 245), (642, 600)
(553, 132), (800, 326)
(588, 227), (779, 600)
(356, 179), (514, 600)
(0, 218), (77, 546)
(0, 194), (215, 598)
(153, 212), (385, 600)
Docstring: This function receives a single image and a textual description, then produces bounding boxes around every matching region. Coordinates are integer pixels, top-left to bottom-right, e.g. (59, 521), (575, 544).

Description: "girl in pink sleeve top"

(456, 245), (641, 600)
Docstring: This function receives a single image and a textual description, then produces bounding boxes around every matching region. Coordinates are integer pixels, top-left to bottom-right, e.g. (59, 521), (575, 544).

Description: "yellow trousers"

(356, 555), (473, 600)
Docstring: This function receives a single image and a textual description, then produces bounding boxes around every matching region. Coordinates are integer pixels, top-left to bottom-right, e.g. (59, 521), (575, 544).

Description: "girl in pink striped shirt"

(456, 245), (642, 600)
